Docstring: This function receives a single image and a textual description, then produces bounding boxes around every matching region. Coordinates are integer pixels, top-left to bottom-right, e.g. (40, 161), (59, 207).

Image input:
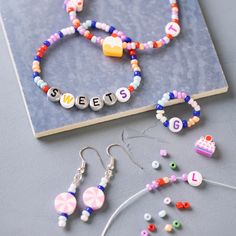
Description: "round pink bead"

(182, 173), (188, 182)
(54, 192), (77, 215)
(177, 92), (182, 99)
(170, 175), (177, 182)
(83, 187), (105, 211)
(173, 90), (178, 98)
(181, 92), (187, 99)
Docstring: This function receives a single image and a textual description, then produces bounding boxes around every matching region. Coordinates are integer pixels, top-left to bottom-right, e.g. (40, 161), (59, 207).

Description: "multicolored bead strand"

(64, 0), (181, 51)
(54, 160), (86, 227)
(32, 25), (142, 111)
(156, 91), (201, 133)
(81, 160), (114, 222)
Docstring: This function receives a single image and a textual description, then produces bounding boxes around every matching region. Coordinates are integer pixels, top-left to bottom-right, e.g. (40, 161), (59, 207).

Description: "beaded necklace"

(64, 0), (181, 52)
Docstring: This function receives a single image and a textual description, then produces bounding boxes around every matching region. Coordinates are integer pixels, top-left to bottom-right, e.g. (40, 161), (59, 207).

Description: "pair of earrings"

(54, 144), (142, 227)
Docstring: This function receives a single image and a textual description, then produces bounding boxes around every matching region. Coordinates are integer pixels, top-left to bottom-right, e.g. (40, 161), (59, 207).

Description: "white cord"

(101, 188), (148, 236)
(101, 176), (236, 236)
(203, 178), (236, 190)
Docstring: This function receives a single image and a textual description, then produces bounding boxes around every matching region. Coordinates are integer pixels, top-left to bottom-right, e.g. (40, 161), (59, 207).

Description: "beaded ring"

(156, 91), (201, 133)
(32, 25), (142, 111)
(64, 0), (181, 52)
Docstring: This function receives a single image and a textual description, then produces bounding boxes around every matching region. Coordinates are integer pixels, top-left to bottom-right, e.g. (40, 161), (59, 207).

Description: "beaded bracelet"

(156, 91), (201, 133)
(64, 0), (181, 53)
(32, 25), (142, 111)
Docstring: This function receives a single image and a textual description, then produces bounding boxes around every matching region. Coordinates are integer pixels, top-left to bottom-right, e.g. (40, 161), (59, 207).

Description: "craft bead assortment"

(156, 91), (201, 133)
(64, 0), (181, 53)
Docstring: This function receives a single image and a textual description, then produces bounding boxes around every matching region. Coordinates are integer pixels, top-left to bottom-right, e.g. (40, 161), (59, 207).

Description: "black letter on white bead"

(47, 87), (62, 102)
(90, 97), (104, 111)
(75, 96), (89, 110)
(103, 92), (117, 106)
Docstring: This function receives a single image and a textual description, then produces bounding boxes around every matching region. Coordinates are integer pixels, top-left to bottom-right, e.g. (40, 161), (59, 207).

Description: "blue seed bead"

(43, 40), (50, 47)
(68, 191), (76, 197)
(91, 20), (96, 28)
(86, 207), (94, 214)
(109, 26), (116, 34)
(182, 120), (188, 128)
(124, 37), (132, 43)
(60, 213), (68, 219)
(193, 110), (201, 117)
(98, 185), (105, 192)
(163, 121), (169, 127)
(156, 104), (164, 110)
(130, 55), (137, 60)
(169, 92), (175, 99)
(134, 71), (141, 77)
(184, 95), (191, 103)
(34, 56), (41, 62)
(58, 31), (64, 38)
(32, 72), (40, 78)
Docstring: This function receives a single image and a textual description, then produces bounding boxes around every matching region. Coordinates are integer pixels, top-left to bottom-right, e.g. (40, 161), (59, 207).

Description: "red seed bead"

(67, 7), (75, 13)
(36, 51), (44, 58)
(148, 224), (156, 232)
(111, 33), (118, 37)
(156, 178), (165, 186)
(41, 45), (48, 52)
(73, 19), (81, 28)
(183, 202), (190, 209)
(176, 202), (184, 209)
(153, 41), (158, 48)
(166, 34), (173, 40)
(172, 19), (179, 24)
(129, 49), (136, 56)
(85, 33), (93, 40)
(128, 85), (134, 93)
(42, 85), (49, 93)
(171, 3), (178, 8)
(135, 42), (140, 49)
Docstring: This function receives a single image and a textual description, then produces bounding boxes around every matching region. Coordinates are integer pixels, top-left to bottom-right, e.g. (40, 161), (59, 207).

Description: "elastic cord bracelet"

(156, 91), (201, 133)
(64, 0), (181, 51)
(32, 25), (142, 111)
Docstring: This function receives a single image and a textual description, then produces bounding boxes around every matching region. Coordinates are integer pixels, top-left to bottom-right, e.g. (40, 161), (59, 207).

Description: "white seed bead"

(188, 98), (194, 105)
(170, 0), (176, 4)
(158, 100), (165, 107)
(195, 105), (201, 111)
(58, 219), (66, 228)
(156, 113), (163, 120)
(101, 177), (109, 184)
(68, 183), (77, 193)
(81, 214), (89, 222)
(163, 197), (172, 205)
(160, 116), (167, 123)
(156, 110), (165, 114)
(163, 93), (170, 100)
(144, 213), (152, 221)
(58, 215), (67, 221)
(158, 210), (167, 218)
(152, 161), (160, 169)
(82, 210), (90, 217)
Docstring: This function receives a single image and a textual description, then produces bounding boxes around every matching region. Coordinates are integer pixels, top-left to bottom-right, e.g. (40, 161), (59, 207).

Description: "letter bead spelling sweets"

(156, 91), (201, 133)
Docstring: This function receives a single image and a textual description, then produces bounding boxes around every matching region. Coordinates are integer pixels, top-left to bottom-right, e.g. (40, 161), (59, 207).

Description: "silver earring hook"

(79, 146), (106, 170)
(106, 144), (144, 170)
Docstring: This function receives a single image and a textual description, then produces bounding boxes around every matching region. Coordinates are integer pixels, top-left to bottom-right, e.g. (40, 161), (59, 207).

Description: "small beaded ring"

(156, 91), (201, 133)
(64, 0), (181, 52)
(32, 25), (142, 111)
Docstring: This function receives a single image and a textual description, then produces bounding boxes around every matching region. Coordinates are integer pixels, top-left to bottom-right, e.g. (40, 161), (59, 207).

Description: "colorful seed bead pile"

(156, 91), (201, 133)
(64, 0), (181, 51)
(32, 25), (142, 111)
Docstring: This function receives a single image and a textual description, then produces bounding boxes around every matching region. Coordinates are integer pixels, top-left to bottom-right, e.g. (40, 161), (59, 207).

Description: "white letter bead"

(165, 22), (180, 37)
(47, 87), (62, 102)
(116, 88), (131, 103)
(187, 171), (203, 187)
(90, 97), (104, 111)
(169, 117), (183, 133)
(60, 93), (75, 109)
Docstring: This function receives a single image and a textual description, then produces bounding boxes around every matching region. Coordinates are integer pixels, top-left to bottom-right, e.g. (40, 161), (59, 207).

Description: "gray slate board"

(0, 0), (227, 137)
